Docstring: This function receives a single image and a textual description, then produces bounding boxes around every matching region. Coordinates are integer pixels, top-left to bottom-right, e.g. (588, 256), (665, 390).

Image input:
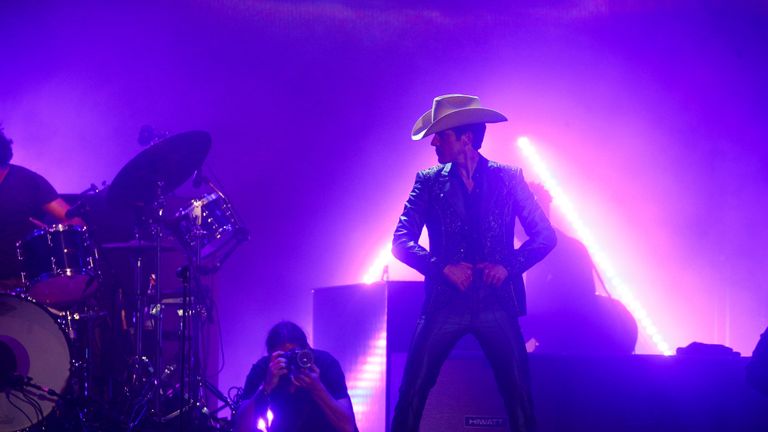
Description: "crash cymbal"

(107, 131), (211, 206)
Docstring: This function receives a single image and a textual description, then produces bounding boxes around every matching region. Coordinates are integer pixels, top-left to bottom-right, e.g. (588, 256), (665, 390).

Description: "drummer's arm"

(42, 198), (85, 225)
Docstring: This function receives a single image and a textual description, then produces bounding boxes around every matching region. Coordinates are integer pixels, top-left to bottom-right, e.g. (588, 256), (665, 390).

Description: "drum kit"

(0, 131), (247, 431)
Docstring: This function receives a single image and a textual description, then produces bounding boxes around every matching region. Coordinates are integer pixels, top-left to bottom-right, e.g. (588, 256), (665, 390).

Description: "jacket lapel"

(438, 163), (466, 219)
(476, 158), (496, 224)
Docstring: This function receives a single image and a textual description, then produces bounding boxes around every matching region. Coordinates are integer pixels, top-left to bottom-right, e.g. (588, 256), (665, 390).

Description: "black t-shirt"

(242, 349), (352, 432)
(0, 164), (58, 280)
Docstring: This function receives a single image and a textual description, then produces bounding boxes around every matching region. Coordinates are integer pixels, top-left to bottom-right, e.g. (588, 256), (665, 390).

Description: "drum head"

(0, 294), (71, 431)
(175, 192), (240, 258)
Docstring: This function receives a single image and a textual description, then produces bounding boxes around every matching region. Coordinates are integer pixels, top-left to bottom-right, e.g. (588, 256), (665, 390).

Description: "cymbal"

(101, 239), (178, 251)
(108, 131), (211, 206)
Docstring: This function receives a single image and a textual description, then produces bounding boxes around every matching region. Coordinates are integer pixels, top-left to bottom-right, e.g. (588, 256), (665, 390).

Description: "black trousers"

(391, 293), (535, 432)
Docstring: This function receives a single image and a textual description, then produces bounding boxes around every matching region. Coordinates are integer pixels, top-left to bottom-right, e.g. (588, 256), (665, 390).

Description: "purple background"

(2, 1), (767, 400)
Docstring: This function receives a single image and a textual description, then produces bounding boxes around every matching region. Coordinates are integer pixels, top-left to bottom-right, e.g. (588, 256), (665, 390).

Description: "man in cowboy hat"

(391, 94), (557, 431)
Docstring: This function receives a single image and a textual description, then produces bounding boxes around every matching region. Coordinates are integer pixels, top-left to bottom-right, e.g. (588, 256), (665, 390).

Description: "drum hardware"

(200, 377), (235, 422)
(176, 262), (199, 430)
(5, 130), (246, 430)
(122, 186), (170, 423)
(47, 305), (106, 330)
(101, 238), (178, 251)
(110, 226), (172, 427)
(165, 181), (243, 428)
(122, 355), (157, 431)
(152, 169), (246, 430)
(105, 128), (210, 368)
(104, 130), (241, 429)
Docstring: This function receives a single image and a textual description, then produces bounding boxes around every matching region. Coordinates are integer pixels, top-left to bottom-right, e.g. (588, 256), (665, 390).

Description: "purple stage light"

(516, 137), (672, 355)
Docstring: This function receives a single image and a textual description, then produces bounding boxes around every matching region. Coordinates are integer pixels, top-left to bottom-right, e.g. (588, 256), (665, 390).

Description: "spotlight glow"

(363, 245), (394, 284)
(516, 136), (673, 355)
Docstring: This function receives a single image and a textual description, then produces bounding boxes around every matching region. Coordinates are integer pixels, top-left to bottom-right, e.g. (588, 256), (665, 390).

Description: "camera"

(282, 348), (314, 375)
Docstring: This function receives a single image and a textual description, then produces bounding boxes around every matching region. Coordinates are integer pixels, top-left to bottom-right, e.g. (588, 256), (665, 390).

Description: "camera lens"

(296, 350), (313, 369)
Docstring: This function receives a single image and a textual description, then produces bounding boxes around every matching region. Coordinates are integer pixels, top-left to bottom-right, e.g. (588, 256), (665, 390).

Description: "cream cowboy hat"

(411, 94), (507, 140)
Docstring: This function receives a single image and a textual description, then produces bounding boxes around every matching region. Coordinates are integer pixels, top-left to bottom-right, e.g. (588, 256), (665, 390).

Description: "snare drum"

(0, 293), (72, 431)
(17, 224), (98, 306)
(174, 191), (240, 258)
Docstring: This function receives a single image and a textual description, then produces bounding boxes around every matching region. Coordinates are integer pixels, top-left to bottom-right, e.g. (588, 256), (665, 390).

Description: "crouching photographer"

(235, 321), (357, 432)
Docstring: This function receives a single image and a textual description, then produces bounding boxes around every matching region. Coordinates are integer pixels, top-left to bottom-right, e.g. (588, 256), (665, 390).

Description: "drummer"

(0, 125), (83, 290)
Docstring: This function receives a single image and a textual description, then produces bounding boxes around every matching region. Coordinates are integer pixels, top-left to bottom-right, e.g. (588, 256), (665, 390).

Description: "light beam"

(516, 136), (672, 355)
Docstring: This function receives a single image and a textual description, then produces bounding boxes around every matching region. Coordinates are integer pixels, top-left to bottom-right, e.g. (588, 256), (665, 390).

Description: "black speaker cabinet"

(313, 281), (508, 432)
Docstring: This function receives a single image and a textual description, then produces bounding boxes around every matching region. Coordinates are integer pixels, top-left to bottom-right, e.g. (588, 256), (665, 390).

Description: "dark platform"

(314, 282), (768, 431)
(413, 351), (767, 432)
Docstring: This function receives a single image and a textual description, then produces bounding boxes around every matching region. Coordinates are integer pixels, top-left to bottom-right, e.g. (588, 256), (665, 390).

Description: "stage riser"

(314, 282), (768, 432)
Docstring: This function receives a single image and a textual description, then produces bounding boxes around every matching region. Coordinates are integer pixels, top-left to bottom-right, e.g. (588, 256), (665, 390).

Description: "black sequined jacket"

(393, 156), (557, 316)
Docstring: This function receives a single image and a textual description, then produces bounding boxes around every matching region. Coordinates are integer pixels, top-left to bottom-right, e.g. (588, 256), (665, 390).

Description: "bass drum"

(0, 294), (71, 432)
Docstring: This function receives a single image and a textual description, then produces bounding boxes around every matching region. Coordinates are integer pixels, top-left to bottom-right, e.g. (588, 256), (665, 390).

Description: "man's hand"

(291, 364), (325, 396)
(443, 262), (474, 291)
(476, 262), (509, 287)
(264, 351), (288, 393)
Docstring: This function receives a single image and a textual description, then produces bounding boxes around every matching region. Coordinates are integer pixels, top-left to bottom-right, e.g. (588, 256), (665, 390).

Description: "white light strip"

(347, 327), (387, 428)
(517, 137), (673, 355)
(363, 245), (393, 284)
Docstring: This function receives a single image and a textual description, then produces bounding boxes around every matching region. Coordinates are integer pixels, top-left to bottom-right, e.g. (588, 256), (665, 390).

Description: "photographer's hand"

(291, 364), (324, 394)
(235, 353), (287, 432)
(264, 351), (288, 393)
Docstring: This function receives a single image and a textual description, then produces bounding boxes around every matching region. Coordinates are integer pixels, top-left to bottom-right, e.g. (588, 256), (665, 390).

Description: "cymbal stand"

(172, 198), (206, 429)
(152, 187), (166, 417)
(163, 177), (246, 428)
(125, 182), (167, 429)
